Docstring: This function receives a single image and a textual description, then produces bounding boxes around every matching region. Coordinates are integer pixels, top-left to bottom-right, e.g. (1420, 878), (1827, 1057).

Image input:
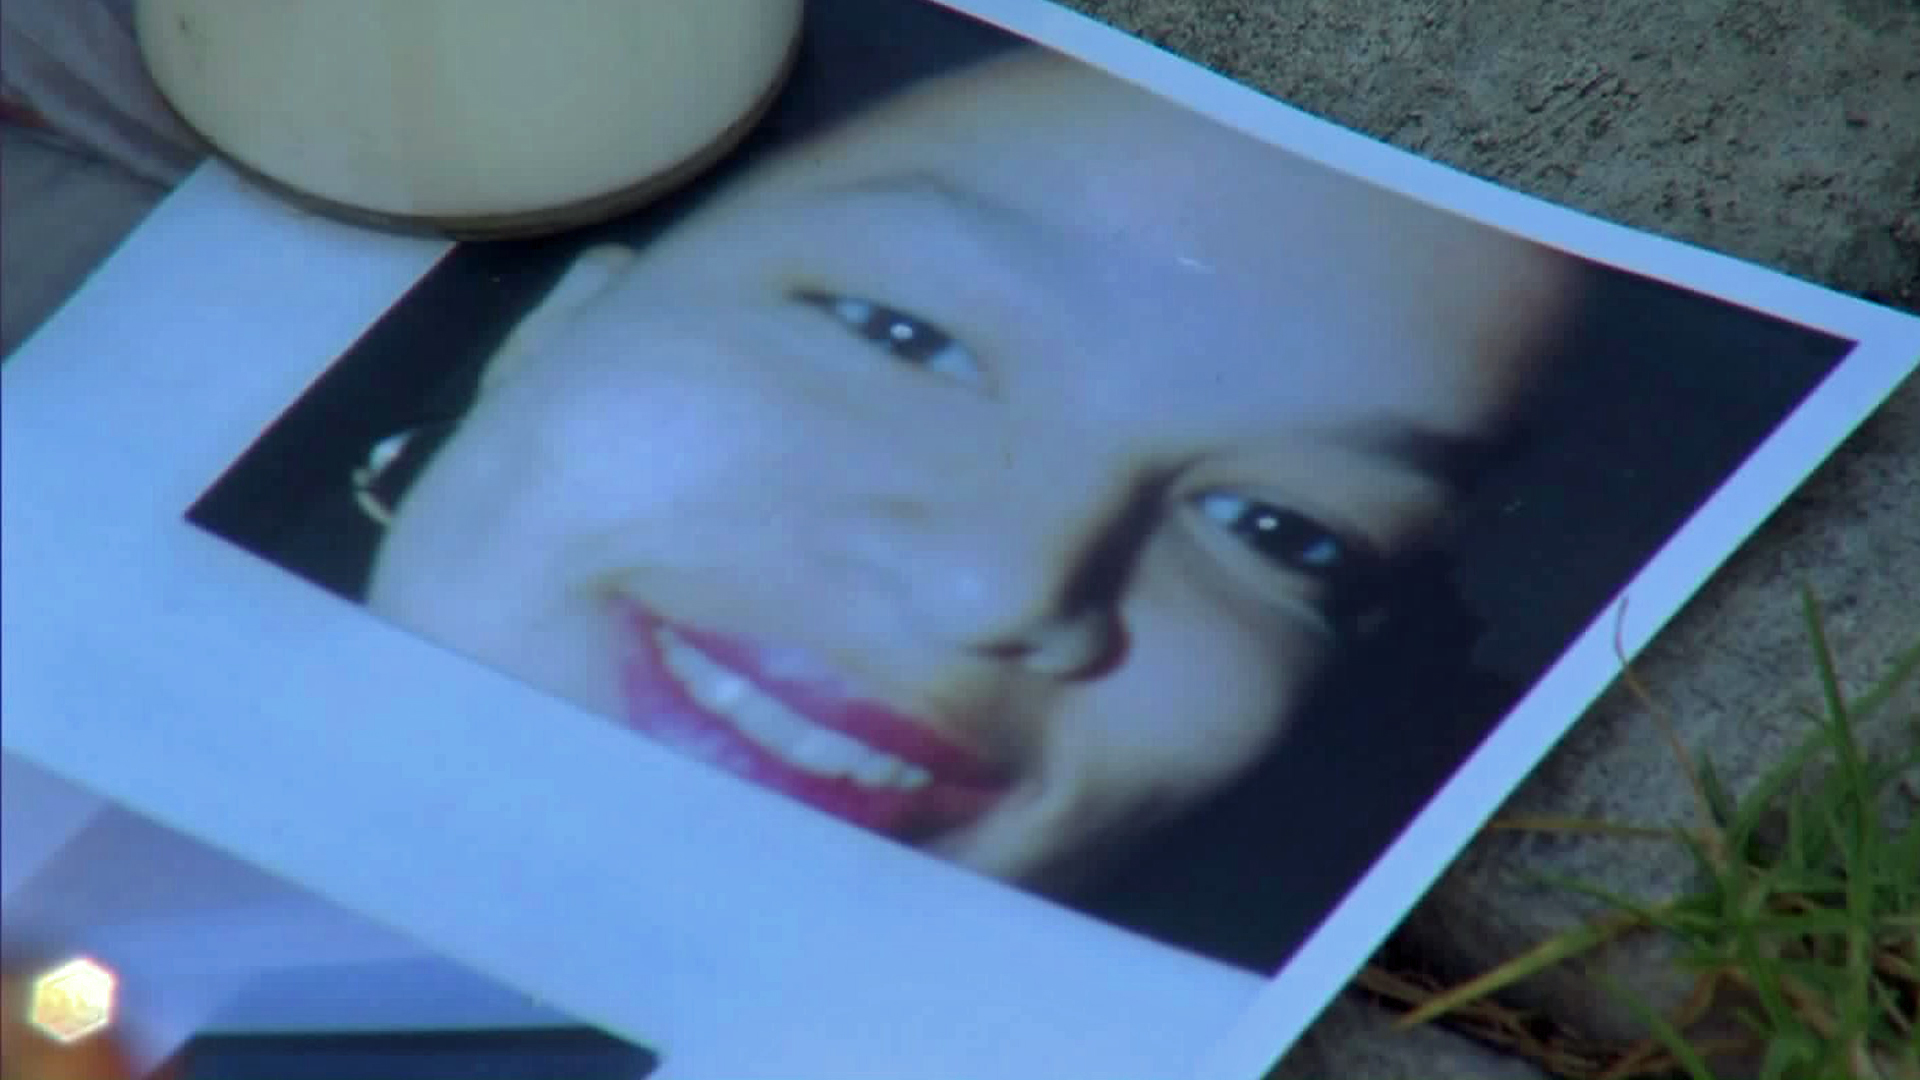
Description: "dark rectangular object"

(179, 1026), (660, 1080)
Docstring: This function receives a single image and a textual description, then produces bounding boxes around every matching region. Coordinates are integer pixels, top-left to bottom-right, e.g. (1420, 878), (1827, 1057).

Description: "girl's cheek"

(1202, 622), (1322, 760)
(1105, 607), (1308, 772)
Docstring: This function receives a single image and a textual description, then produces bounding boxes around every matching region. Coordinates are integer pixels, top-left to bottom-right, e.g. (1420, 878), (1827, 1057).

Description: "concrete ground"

(1068, 0), (1920, 314)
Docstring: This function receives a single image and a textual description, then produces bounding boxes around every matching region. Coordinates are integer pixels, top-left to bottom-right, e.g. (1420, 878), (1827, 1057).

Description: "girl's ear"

(478, 243), (637, 391)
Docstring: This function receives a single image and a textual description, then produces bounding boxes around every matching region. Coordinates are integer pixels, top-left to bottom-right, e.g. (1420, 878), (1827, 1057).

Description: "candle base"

(157, 24), (800, 242)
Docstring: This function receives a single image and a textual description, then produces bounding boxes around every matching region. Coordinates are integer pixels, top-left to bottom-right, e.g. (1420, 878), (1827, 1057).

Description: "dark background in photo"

(185, 0), (1855, 973)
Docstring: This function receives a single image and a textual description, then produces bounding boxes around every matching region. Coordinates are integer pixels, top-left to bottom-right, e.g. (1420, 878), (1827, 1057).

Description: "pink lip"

(613, 600), (1010, 840)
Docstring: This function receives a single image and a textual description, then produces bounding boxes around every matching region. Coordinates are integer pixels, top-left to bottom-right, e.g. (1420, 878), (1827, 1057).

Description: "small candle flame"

(28, 957), (118, 1045)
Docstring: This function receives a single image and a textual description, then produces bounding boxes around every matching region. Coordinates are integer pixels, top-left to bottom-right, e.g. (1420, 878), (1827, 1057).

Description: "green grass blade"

(1394, 907), (1652, 1028)
(1596, 970), (1719, 1080)
(1733, 923), (1799, 1030)
(1741, 908), (1872, 939)
(1527, 871), (1711, 935)
(1700, 751), (1739, 829)
(1724, 724), (1836, 871)
(1782, 777), (1821, 888)
(1802, 590), (1875, 863)
(1801, 587), (1853, 740)
(1760, 868), (1851, 899)
(1757, 1025), (1822, 1080)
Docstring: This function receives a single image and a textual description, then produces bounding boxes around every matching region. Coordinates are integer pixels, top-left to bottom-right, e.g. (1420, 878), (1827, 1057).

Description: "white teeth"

(784, 726), (871, 775)
(653, 626), (931, 790)
(852, 753), (905, 787)
(707, 672), (751, 710)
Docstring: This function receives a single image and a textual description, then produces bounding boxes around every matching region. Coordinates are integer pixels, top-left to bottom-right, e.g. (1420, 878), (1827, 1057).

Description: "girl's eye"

(795, 290), (983, 385)
(1196, 491), (1355, 580)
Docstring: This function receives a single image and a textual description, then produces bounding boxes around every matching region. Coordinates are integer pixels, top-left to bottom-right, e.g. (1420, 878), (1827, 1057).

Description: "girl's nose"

(993, 607), (1123, 678)
(867, 470), (1143, 680)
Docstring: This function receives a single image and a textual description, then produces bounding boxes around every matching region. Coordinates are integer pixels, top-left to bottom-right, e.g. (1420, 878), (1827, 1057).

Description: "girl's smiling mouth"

(614, 599), (1012, 840)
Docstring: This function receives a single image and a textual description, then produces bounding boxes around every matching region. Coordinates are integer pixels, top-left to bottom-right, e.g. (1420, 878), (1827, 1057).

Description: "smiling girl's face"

(364, 50), (1578, 894)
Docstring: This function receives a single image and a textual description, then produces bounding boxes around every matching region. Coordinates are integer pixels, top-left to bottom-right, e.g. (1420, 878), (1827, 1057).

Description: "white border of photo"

(4, 1), (1917, 1078)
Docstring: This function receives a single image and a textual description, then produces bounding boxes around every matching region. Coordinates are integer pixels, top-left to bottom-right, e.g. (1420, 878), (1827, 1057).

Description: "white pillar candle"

(135, 0), (803, 236)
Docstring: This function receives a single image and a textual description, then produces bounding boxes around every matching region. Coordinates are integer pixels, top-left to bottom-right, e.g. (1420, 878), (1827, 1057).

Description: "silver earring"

(351, 430), (414, 528)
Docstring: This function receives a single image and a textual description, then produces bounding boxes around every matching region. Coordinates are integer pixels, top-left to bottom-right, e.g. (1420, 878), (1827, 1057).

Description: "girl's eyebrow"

(815, 169), (1039, 232)
(789, 169), (1054, 304)
(1333, 416), (1501, 491)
